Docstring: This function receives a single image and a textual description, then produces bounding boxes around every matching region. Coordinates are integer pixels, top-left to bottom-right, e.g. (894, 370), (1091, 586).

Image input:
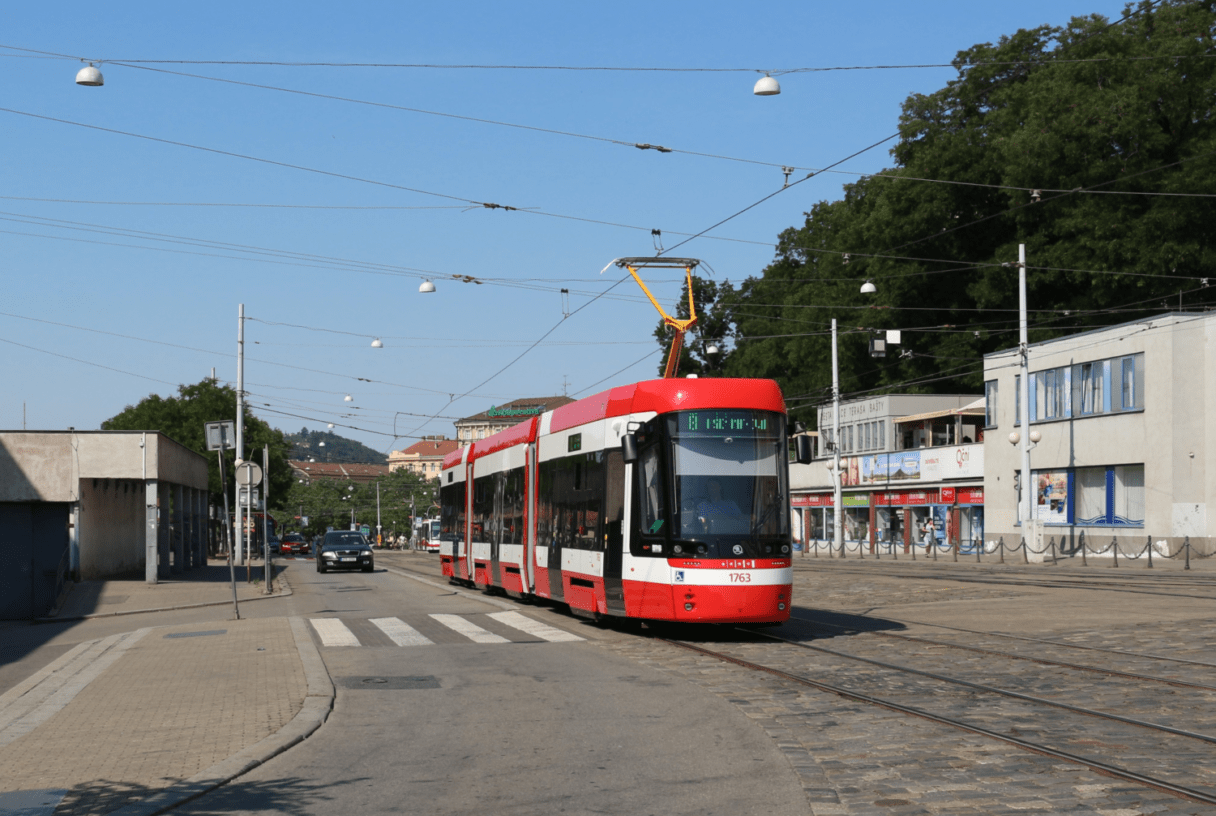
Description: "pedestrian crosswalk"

(309, 613), (586, 648)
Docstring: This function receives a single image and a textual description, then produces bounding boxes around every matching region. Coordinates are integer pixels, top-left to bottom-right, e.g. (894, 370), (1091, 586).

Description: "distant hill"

(285, 428), (387, 464)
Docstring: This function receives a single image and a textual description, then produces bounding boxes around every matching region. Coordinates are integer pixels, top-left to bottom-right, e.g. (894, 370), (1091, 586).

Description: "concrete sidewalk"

(1, 568), (332, 816)
(46, 562), (293, 622)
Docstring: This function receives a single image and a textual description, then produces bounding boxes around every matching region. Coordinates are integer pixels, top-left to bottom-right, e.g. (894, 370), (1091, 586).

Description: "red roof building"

(289, 460), (391, 485)
(389, 437), (460, 480)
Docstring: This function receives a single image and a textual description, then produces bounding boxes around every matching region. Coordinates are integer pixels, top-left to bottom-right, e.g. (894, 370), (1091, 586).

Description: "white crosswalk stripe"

(429, 614), (510, 644)
(487, 611), (585, 642)
(370, 617), (433, 647)
(310, 618), (361, 647)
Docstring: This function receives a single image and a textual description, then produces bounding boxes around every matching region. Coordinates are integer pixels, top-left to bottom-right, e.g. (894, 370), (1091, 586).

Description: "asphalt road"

(168, 558), (810, 816)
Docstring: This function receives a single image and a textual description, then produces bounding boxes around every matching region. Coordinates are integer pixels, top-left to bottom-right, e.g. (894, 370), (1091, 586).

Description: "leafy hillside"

(285, 428), (387, 464)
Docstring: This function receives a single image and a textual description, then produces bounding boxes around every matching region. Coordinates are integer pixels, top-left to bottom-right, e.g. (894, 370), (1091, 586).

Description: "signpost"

(235, 461), (262, 582)
(204, 420), (240, 620)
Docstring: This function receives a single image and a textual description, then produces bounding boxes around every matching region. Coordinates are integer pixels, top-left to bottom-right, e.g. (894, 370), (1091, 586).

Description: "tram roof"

(442, 378), (786, 469)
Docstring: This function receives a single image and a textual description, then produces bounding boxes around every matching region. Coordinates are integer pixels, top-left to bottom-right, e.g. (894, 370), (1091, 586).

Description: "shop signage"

(790, 493), (868, 507)
(874, 490), (935, 506)
(956, 487), (984, 504)
(940, 486), (956, 504)
(487, 405), (545, 418)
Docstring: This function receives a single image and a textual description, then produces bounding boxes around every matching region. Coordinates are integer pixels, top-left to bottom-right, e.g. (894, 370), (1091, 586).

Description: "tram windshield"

(666, 409), (789, 554)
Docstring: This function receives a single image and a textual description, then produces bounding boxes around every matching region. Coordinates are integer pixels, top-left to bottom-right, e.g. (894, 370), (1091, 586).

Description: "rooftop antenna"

(608, 256), (702, 378)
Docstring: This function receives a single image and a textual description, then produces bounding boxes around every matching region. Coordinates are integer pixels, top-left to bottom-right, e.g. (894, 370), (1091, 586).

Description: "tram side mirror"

(795, 435), (813, 465)
(622, 433), (639, 464)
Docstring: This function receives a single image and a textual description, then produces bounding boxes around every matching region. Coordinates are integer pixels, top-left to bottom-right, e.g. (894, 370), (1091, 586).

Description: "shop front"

(792, 486), (984, 555)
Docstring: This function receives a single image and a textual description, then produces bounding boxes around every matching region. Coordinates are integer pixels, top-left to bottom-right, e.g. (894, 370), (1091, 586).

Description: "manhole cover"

(338, 676), (440, 690)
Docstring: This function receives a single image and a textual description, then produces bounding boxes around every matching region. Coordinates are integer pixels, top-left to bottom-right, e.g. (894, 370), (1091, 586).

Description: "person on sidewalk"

(922, 518), (936, 553)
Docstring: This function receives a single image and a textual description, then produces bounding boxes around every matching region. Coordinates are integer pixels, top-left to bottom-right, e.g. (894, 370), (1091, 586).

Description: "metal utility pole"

(235, 303), (246, 566)
(376, 481), (382, 547)
(832, 319), (843, 556)
(263, 443), (271, 593)
(1018, 244), (1033, 542)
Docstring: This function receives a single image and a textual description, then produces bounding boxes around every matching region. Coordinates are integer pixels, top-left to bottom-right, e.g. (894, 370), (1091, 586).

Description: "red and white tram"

(439, 377), (809, 624)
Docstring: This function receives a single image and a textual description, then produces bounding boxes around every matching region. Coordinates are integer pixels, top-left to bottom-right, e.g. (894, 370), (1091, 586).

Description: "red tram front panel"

(622, 557), (792, 623)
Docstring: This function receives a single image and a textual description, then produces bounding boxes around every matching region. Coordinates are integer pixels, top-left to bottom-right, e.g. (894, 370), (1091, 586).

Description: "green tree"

(720, 0), (1215, 427)
(101, 379), (293, 507)
(280, 468), (437, 540)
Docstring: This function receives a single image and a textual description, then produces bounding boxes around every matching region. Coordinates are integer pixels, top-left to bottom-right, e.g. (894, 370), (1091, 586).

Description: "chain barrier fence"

(796, 532), (1214, 569)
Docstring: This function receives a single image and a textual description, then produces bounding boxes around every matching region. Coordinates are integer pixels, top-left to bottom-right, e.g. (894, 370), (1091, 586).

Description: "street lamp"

(75, 62), (104, 86)
(753, 73), (780, 96)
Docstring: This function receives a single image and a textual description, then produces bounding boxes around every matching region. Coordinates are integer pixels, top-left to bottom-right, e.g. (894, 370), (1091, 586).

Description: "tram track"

(792, 615), (1216, 689)
(804, 562), (1216, 601)
(802, 612), (1216, 671)
(657, 630), (1216, 807)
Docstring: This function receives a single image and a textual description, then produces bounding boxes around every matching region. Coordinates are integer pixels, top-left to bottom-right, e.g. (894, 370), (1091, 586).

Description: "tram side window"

(502, 467), (525, 546)
(538, 452), (605, 551)
(637, 442), (666, 544)
(471, 475), (494, 544)
(440, 482), (465, 541)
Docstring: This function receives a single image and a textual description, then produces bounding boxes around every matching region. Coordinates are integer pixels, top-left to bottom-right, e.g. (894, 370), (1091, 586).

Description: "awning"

(894, 402), (985, 425)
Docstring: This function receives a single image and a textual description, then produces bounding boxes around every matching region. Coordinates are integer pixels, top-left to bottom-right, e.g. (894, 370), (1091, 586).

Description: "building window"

(984, 380), (998, 427)
(1072, 362), (1103, 416)
(1035, 464), (1144, 526)
(1028, 353), (1143, 422)
(863, 423), (871, 451)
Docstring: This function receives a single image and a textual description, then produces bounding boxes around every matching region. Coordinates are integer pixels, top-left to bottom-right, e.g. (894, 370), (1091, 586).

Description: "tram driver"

(694, 478), (746, 534)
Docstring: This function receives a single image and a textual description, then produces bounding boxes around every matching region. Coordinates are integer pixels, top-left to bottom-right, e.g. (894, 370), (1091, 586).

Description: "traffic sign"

(238, 487), (261, 507)
(360, 524), (371, 536)
(235, 461), (263, 486)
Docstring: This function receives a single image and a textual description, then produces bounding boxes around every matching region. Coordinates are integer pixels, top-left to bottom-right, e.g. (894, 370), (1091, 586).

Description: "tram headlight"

(778, 603), (786, 611)
(684, 602), (694, 611)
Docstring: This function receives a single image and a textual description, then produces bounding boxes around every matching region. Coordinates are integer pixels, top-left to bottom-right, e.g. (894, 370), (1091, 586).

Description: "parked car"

(316, 531), (374, 573)
(281, 533), (308, 556)
(267, 535), (281, 555)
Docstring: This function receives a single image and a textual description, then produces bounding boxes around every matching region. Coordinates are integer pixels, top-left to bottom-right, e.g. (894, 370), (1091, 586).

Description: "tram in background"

(439, 377), (812, 624)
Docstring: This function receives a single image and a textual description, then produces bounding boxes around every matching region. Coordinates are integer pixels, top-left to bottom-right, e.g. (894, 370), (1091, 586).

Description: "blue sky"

(2, 0), (1132, 453)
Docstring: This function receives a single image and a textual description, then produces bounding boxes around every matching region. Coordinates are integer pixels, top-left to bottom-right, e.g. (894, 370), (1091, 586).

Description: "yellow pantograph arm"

(626, 265), (698, 332)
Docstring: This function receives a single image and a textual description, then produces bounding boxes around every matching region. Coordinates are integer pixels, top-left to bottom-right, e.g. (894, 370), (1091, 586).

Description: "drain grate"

(164, 629), (227, 639)
(338, 675), (440, 690)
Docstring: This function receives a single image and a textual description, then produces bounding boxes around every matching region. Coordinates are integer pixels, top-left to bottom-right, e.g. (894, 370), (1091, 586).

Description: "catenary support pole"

(832, 319), (843, 557)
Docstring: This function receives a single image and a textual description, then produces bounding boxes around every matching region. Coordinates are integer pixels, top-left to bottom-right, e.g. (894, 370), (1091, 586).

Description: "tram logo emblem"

(673, 570), (685, 583)
(732, 544), (744, 555)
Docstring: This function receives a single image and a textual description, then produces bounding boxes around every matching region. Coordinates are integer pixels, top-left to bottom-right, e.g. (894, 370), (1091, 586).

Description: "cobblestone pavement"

(594, 561), (1216, 815)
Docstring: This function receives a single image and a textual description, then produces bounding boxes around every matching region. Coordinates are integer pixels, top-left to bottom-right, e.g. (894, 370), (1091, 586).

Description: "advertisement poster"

(861, 452), (921, 484)
(1034, 470), (1069, 524)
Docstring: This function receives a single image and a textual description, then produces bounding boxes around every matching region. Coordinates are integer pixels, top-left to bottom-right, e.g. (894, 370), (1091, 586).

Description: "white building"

(982, 312), (1215, 558)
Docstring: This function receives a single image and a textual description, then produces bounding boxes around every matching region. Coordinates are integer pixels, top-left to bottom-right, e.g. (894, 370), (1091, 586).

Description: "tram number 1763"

(729, 572), (752, 583)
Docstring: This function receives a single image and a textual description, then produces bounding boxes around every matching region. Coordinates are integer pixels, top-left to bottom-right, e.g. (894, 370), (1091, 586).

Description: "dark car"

(281, 533), (308, 556)
(317, 531), (374, 573)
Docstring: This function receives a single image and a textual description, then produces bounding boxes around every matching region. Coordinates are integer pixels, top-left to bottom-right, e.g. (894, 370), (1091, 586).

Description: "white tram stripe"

(310, 618), (361, 647)
(429, 614), (510, 644)
(487, 611), (585, 642)
(369, 617), (433, 647)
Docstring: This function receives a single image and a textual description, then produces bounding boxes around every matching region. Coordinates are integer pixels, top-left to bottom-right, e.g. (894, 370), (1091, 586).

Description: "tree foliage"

(279, 467), (437, 539)
(668, 1), (1216, 427)
(284, 428), (388, 464)
(101, 379), (293, 506)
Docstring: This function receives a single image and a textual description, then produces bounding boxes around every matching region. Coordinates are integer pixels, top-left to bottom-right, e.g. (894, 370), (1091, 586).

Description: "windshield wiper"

(750, 494), (783, 536)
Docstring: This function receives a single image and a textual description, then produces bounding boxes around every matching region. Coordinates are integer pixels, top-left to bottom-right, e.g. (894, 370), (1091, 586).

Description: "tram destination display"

(680, 410), (777, 436)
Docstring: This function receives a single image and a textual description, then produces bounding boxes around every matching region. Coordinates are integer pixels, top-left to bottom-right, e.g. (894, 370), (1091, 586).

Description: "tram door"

(524, 442), (537, 593)
(464, 460), (476, 581)
(602, 449), (626, 616)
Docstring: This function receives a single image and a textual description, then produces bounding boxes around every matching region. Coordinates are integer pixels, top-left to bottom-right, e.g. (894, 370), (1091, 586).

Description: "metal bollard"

(952, 537), (957, 562)
(1112, 536), (1119, 568)
(1080, 531), (1087, 567)
(1021, 536), (1028, 564)
(1050, 536), (1057, 564)
(1185, 536), (1191, 570)
(998, 536), (1005, 564)
(1146, 534), (1153, 569)
(976, 539), (982, 563)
